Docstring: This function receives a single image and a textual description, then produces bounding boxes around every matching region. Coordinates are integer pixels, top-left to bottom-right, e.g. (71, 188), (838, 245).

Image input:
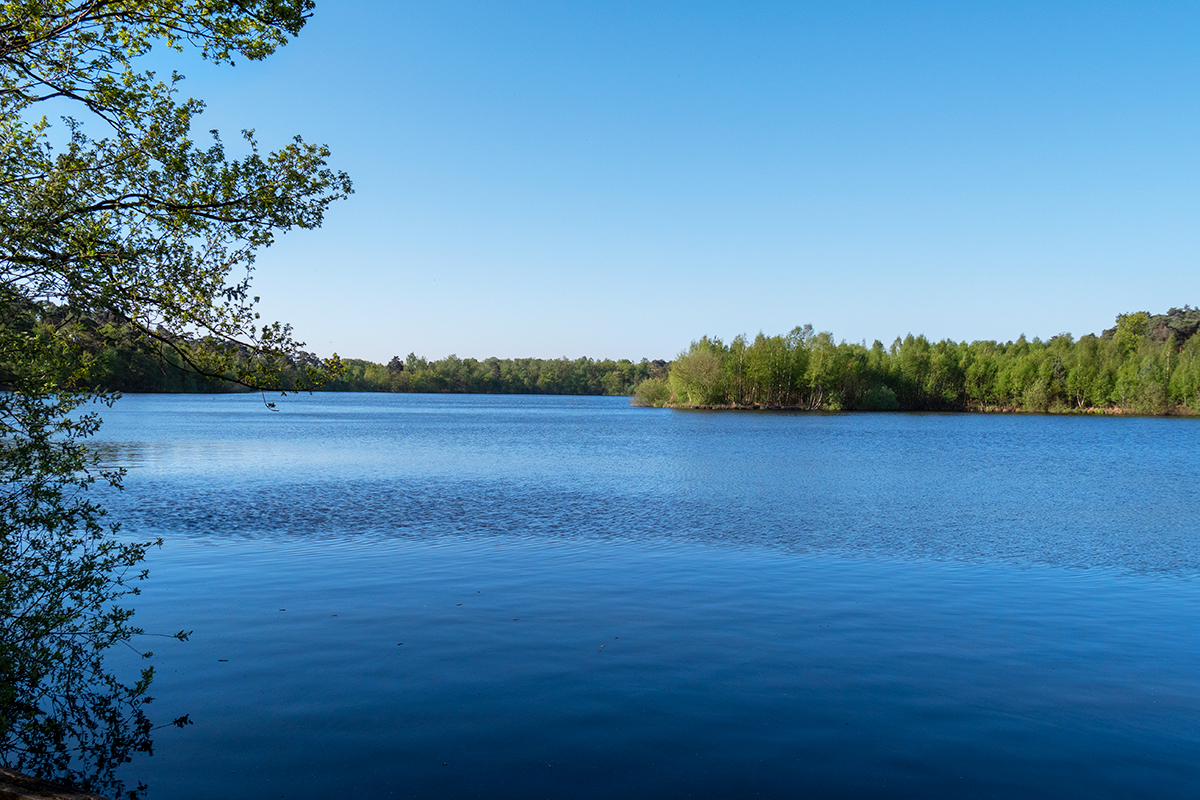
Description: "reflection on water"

(87, 394), (1200, 798)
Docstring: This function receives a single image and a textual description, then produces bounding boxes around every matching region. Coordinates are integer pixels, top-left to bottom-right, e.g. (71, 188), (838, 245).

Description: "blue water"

(90, 393), (1199, 798)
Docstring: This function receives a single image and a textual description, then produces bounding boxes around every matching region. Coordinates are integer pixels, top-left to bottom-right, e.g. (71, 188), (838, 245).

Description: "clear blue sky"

(168, 1), (1200, 362)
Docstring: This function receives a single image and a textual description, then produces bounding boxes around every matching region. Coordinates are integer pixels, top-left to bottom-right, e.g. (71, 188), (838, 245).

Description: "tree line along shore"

(27, 304), (668, 397)
(632, 307), (1200, 415)
(28, 304), (1200, 415)
(98, 344), (668, 397)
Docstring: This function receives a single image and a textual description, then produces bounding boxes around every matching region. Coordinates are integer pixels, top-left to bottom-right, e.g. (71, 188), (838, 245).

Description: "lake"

(90, 393), (1199, 799)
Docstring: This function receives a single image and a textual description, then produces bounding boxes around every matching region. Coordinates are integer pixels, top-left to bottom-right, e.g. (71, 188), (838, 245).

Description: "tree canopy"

(635, 309), (1200, 416)
(2, 0), (350, 386)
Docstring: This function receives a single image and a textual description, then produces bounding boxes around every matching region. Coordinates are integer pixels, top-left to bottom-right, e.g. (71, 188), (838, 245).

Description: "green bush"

(861, 384), (899, 411)
(632, 377), (672, 407)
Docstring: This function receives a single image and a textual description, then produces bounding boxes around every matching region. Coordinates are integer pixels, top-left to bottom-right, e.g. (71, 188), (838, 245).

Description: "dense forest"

(12, 304), (666, 396)
(96, 343), (666, 397)
(16, 302), (1200, 414)
(322, 353), (667, 395)
(633, 307), (1200, 415)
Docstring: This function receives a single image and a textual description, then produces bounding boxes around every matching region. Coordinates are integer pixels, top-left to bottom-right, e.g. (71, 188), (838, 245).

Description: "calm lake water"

(91, 393), (1199, 799)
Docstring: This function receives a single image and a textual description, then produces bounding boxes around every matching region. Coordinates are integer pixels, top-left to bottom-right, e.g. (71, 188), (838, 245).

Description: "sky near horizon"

(160, 1), (1199, 362)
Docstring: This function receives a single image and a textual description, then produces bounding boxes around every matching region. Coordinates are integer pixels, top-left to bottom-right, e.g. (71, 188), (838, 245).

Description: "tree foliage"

(325, 353), (666, 397)
(6, 311), (670, 397)
(2, 0), (350, 386)
(1, 2), (349, 795)
(637, 310), (1200, 415)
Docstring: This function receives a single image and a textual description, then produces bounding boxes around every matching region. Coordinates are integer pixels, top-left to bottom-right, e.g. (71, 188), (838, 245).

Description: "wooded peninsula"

(634, 307), (1200, 415)
(36, 304), (1200, 415)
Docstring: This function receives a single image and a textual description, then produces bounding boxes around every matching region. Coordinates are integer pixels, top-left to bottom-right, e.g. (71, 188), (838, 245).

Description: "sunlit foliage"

(639, 308), (1200, 415)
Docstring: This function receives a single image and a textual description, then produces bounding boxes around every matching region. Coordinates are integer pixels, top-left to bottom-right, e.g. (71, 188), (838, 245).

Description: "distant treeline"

(322, 354), (667, 396)
(95, 345), (665, 397)
(633, 308), (1200, 415)
(22, 301), (1200, 413)
(36, 310), (667, 397)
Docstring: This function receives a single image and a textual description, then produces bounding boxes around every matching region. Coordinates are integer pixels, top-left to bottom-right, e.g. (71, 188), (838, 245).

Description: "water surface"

(92, 394), (1199, 798)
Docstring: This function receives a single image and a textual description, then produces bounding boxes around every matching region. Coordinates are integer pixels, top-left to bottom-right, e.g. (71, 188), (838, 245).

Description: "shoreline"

(0, 767), (114, 800)
(641, 402), (1199, 417)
